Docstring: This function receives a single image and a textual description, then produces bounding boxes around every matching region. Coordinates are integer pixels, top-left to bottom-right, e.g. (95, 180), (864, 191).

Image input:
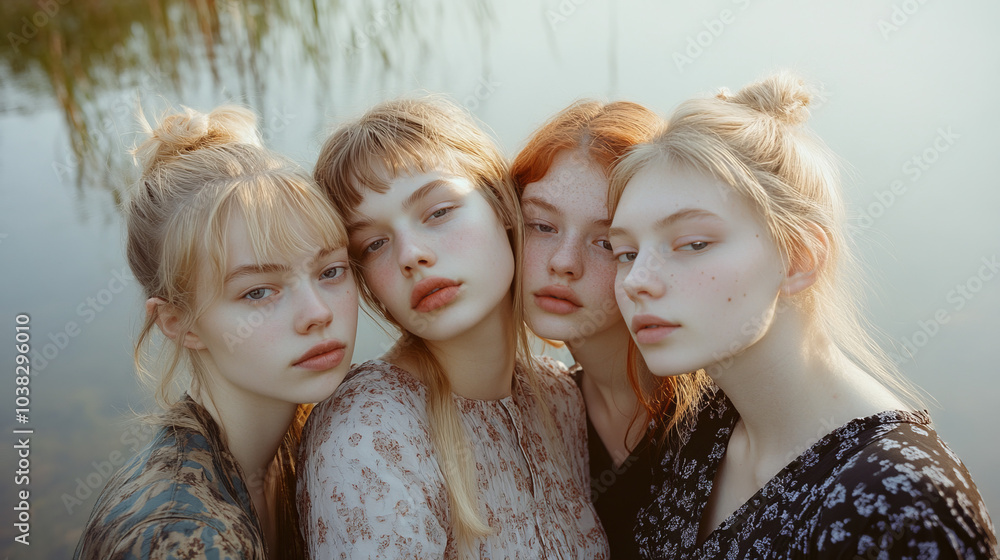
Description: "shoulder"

(814, 412), (998, 557)
(304, 360), (430, 450)
(102, 514), (257, 559)
(77, 426), (260, 559)
(300, 360), (437, 482)
(527, 355), (580, 399)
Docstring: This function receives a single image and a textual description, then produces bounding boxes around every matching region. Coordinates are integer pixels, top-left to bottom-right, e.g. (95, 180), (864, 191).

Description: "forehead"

(521, 150), (609, 213)
(353, 169), (476, 218)
(617, 160), (738, 218)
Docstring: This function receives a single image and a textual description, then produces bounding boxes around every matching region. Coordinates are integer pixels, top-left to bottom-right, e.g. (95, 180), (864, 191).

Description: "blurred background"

(1, 0), (998, 557)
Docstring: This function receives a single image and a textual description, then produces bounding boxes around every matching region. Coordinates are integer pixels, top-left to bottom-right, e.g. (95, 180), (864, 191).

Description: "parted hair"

(609, 71), (924, 413)
(511, 100), (712, 445)
(314, 96), (570, 553)
(126, 104), (348, 559)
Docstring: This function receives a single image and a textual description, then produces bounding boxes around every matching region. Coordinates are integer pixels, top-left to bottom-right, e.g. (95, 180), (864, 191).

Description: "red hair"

(512, 100), (709, 445)
(511, 100), (662, 191)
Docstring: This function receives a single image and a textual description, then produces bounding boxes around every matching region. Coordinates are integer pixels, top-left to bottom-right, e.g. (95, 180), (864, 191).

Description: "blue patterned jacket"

(74, 396), (266, 559)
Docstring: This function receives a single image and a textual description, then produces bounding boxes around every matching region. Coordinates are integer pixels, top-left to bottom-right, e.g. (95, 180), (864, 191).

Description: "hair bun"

(134, 105), (261, 174)
(721, 71), (813, 126)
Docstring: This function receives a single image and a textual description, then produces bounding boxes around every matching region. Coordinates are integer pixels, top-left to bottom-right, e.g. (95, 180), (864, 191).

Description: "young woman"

(608, 72), (998, 558)
(300, 96), (607, 558)
(512, 100), (710, 558)
(74, 106), (358, 560)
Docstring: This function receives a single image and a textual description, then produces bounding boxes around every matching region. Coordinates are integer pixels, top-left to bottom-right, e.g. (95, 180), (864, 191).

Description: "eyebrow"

(224, 248), (337, 284)
(347, 178), (457, 231)
(522, 197), (613, 228)
(608, 208), (721, 238)
(403, 178), (455, 211)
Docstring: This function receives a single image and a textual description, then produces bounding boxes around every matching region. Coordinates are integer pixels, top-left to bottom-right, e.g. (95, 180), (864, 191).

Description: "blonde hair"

(609, 71), (924, 410)
(126, 104), (348, 558)
(314, 96), (567, 550)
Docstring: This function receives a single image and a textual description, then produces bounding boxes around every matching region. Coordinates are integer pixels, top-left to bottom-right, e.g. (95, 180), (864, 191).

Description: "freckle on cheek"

(728, 298), (732, 302)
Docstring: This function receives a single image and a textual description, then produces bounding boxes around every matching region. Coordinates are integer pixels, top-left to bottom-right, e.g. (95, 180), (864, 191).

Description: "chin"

(640, 353), (706, 378)
(526, 316), (573, 343)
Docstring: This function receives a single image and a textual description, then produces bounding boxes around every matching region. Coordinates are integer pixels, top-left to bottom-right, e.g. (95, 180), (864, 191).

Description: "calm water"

(2, 0), (999, 557)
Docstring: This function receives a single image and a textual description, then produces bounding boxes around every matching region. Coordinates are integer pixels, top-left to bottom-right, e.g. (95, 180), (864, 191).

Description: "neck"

(391, 293), (517, 400)
(190, 380), (295, 497)
(704, 303), (905, 484)
(568, 319), (645, 458)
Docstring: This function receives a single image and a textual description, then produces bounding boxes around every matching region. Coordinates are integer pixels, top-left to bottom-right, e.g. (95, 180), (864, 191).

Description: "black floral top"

(636, 388), (999, 559)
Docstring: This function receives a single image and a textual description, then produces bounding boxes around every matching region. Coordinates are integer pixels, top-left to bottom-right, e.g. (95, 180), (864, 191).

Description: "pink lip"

(294, 340), (347, 371)
(631, 314), (680, 344)
(410, 277), (461, 313)
(533, 285), (582, 315)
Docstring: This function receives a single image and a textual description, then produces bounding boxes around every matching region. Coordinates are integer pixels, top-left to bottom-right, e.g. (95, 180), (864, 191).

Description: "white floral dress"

(298, 358), (608, 559)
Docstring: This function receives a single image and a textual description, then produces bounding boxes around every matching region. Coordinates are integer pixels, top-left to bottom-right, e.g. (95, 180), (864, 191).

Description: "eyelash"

(678, 241), (710, 251)
(429, 206), (452, 219)
(614, 240), (711, 264)
(616, 252), (636, 264)
(242, 287), (274, 303)
(361, 239), (386, 255)
(321, 265), (348, 281)
(528, 222), (556, 234)
(239, 265), (347, 304)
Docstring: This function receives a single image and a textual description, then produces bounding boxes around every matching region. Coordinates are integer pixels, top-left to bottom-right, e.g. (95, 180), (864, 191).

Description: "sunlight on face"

(520, 149), (625, 347)
(348, 169), (515, 341)
(609, 161), (786, 377)
(190, 219), (359, 406)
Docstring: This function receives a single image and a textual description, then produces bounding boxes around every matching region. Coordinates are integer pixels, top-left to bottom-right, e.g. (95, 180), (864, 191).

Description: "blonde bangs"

(188, 172), (348, 311)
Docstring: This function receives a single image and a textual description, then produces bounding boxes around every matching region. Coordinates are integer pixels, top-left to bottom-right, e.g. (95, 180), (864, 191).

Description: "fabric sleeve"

(814, 425), (999, 560)
(823, 504), (998, 559)
(105, 516), (250, 560)
(297, 370), (450, 559)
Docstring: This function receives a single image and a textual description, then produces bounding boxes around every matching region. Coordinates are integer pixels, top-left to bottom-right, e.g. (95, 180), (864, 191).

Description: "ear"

(780, 224), (829, 296)
(146, 297), (207, 350)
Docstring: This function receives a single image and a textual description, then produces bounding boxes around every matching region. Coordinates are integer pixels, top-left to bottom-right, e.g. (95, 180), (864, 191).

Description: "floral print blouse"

(74, 396), (266, 560)
(635, 388), (999, 559)
(297, 358), (609, 559)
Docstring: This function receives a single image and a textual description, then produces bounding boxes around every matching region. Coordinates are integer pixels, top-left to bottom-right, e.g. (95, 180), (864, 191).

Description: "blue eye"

(680, 241), (710, 251)
(243, 287), (274, 301)
(364, 239), (386, 254)
(429, 207), (452, 219)
(322, 266), (346, 280)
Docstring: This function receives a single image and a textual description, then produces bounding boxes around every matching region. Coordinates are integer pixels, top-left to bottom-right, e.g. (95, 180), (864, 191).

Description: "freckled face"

(348, 170), (515, 341)
(191, 220), (359, 406)
(521, 150), (623, 344)
(609, 161), (787, 376)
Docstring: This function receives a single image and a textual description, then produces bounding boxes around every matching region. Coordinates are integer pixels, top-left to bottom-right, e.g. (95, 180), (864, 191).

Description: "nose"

(549, 234), (583, 278)
(397, 230), (436, 277)
(295, 281), (335, 334)
(620, 250), (666, 302)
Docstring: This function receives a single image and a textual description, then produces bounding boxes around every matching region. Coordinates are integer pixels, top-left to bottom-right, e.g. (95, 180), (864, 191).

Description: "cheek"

(521, 236), (551, 279)
(361, 262), (395, 303)
(614, 276), (631, 313)
(586, 252), (618, 297)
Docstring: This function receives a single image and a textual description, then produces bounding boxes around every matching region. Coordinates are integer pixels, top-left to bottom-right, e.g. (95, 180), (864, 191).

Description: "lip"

(294, 339), (347, 371)
(410, 277), (461, 313)
(533, 285), (582, 315)
(631, 314), (680, 344)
